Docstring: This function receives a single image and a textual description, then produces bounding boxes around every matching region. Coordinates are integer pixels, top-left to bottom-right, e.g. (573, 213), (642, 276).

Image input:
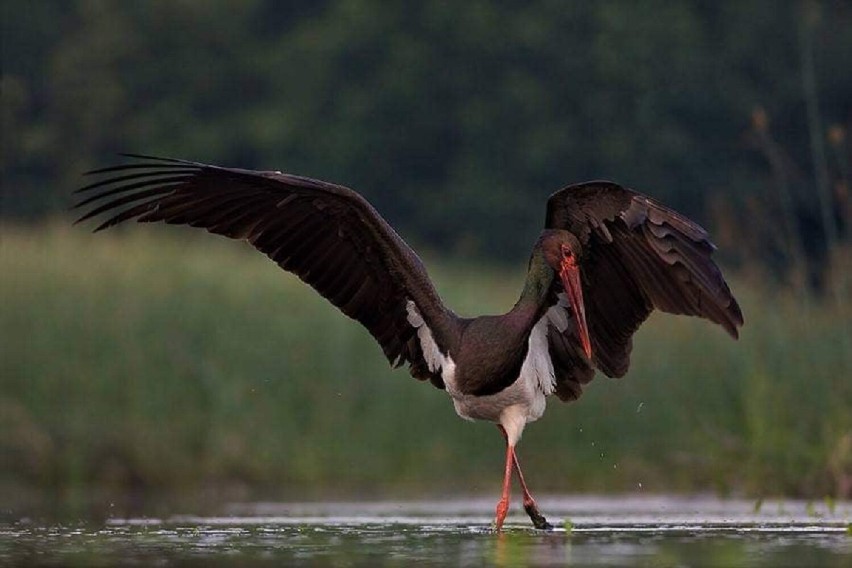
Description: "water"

(3, 496), (849, 566)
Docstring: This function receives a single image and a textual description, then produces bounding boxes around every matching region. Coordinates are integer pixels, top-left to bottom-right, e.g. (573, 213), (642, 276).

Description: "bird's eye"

(560, 245), (577, 266)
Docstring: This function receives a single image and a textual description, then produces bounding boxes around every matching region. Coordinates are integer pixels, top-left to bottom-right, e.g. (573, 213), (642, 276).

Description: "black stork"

(74, 155), (743, 531)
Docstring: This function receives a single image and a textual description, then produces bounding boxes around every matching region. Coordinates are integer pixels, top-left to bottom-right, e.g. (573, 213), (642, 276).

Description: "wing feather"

(544, 181), (743, 392)
(75, 156), (456, 387)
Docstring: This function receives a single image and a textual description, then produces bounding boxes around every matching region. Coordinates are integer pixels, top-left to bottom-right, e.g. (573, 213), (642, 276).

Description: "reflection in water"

(1, 497), (849, 566)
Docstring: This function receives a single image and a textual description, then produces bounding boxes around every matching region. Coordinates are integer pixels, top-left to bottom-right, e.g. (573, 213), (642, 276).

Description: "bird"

(74, 154), (743, 531)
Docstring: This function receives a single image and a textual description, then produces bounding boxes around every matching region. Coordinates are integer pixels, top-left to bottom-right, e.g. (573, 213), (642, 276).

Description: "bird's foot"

(523, 499), (553, 531)
(494, 498), (509, 532)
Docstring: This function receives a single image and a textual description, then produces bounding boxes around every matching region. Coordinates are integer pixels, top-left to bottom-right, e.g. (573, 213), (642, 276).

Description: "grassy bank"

(1, 222), (850, 508)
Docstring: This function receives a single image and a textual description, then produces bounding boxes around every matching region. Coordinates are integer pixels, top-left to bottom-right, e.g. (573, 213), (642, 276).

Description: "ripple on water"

(2, 496), (849, 567)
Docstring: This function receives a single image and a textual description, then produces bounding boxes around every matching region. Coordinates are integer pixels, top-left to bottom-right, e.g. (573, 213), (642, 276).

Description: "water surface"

(3, 496), (849, 566)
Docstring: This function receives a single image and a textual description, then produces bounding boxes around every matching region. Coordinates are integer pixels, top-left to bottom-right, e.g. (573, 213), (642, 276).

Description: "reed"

(1, 222), (849, 504)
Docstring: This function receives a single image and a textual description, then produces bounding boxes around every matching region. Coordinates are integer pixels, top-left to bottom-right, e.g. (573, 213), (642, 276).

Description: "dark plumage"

(75, 155), (743, 531)
(544, 182), (742, 398)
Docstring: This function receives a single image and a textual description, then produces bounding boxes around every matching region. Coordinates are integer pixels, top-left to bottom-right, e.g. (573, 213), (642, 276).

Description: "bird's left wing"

(74, 155), (455, 388)
(544, 181), (743, 396)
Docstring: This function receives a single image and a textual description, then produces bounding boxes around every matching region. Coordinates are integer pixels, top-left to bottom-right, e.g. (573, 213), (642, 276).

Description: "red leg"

(496, 425), (552, 530)
(494, 441), (513, 531)
(511, 447), (552, 530)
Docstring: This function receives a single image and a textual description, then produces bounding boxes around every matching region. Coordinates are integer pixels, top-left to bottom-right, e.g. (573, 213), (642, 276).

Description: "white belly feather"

(406, 300), (566, 446)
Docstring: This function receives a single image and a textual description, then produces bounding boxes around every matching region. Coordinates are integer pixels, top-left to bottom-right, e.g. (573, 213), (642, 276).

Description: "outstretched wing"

(544, 181), (743, 399)
(74, 155), (457, 388)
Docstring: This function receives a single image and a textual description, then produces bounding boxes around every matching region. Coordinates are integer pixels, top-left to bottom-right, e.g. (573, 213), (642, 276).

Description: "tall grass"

(1, 222), (849, 508)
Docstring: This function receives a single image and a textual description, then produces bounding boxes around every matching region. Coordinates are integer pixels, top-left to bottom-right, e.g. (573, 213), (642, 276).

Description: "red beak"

(560, 249), (592, 360)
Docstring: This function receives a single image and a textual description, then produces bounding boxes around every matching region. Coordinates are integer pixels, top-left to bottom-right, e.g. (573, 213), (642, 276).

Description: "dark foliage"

(3, 0), (850, 268)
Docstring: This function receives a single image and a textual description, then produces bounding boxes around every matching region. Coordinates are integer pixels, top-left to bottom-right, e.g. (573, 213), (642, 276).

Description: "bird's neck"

(508, 249), (554, 330)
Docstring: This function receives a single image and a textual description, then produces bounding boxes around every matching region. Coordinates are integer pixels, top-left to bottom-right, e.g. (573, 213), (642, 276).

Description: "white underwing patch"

(406, 300), (457, 390)
(545, 293), (571, 334)
(520, 315), (556, 396)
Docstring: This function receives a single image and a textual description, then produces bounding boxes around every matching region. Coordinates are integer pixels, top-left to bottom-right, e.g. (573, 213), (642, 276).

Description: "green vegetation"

(2, 223), (849, 505)
(2, 0), (849, 524)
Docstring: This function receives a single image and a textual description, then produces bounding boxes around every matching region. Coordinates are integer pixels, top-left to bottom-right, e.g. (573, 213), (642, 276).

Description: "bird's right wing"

(74, 155), (456, 388)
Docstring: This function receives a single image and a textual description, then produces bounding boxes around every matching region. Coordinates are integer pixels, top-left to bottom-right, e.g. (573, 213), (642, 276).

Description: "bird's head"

(539, 230), (583, 268)
(539, 230), (592, 360)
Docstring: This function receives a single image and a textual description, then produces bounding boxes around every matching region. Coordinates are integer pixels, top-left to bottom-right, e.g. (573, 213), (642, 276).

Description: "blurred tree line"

(2, 0), (850, 284)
